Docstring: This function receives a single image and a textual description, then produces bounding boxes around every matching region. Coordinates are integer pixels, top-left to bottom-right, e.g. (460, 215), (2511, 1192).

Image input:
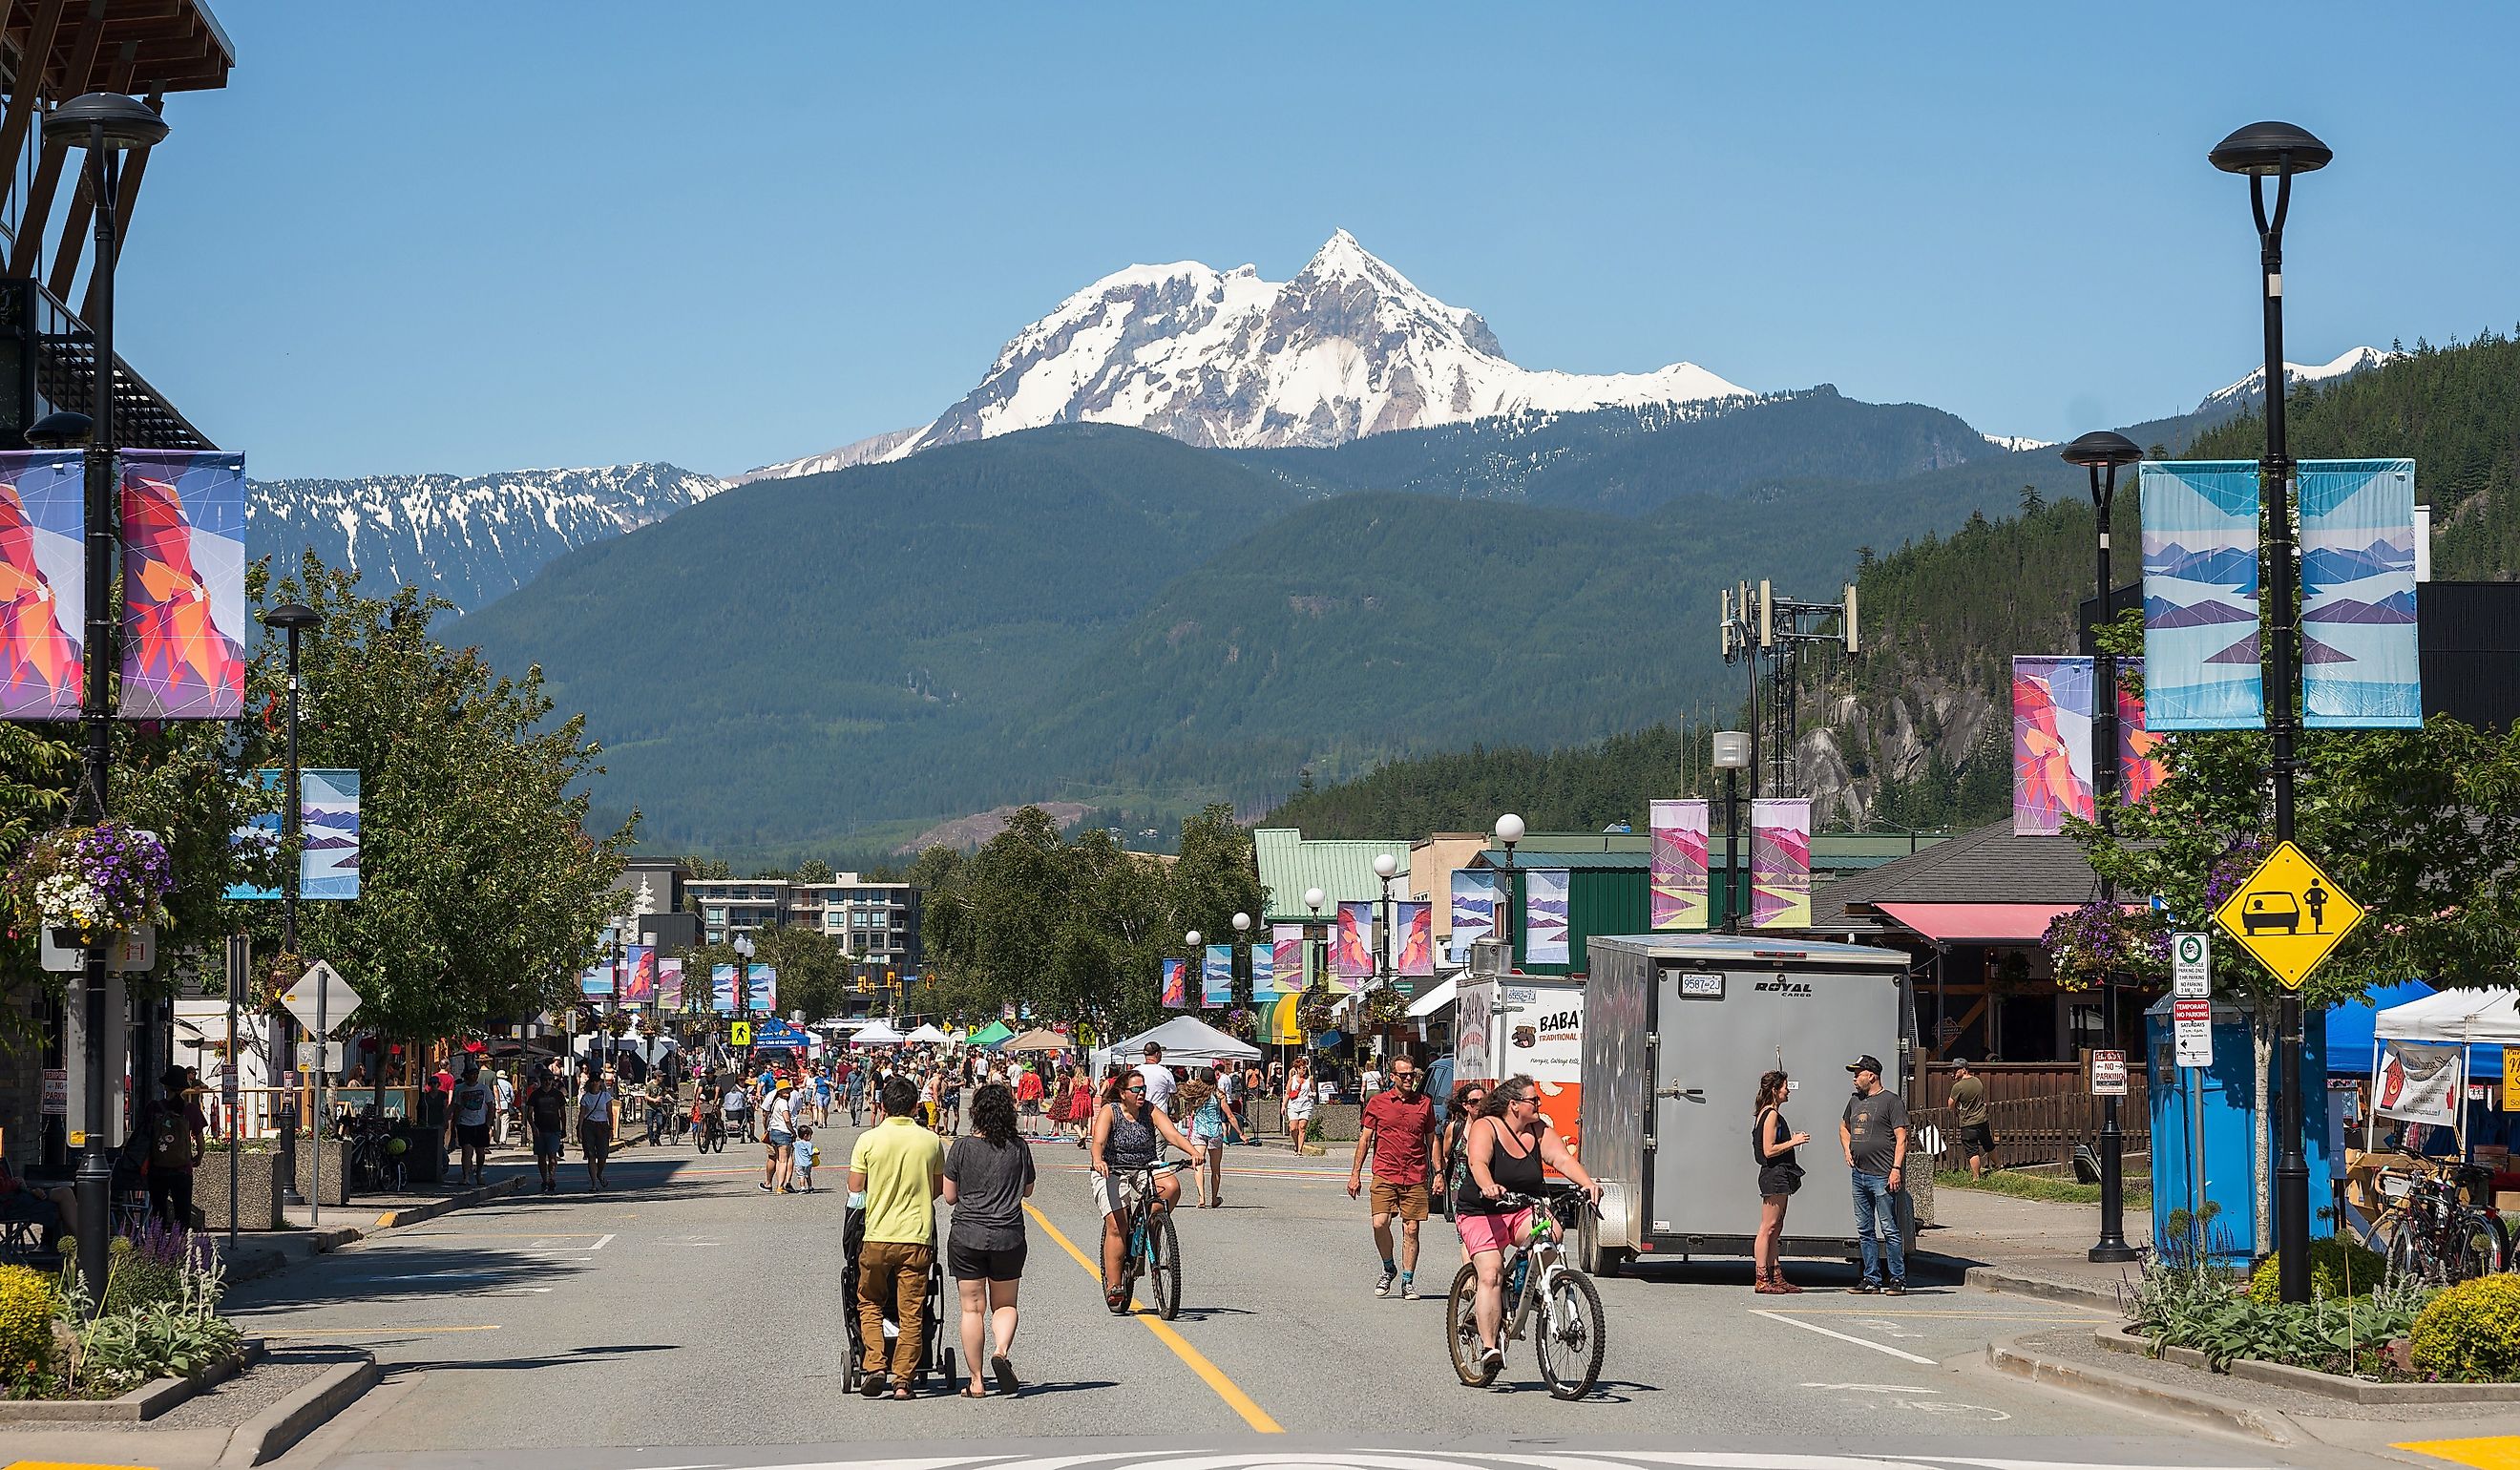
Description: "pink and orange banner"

(0, 452), (85, 720)
(1334, 900), (1375, 985)
(121, 451), (247, 720)
(1394, 900), (1434, 976)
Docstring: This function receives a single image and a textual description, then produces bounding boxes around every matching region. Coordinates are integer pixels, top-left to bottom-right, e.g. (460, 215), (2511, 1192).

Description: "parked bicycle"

(1446, 1185), (1607, 1399)
(1102, 1158), (1190, 1320)
(341, 1108), (409, 1195)
(2356, 1162), (2507, 1286)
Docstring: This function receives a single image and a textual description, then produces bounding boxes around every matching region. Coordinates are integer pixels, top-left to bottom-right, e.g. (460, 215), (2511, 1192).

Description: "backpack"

(147, 1102), (191, 1170)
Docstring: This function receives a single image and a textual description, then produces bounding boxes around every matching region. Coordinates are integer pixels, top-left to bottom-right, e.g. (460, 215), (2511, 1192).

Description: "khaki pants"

(856, 1240), (933, 1378)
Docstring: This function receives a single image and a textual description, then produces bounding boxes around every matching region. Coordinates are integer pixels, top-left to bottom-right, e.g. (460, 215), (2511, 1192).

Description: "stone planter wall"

(291, 1139), (351, 1208)
(196, 1149), (283, 1231)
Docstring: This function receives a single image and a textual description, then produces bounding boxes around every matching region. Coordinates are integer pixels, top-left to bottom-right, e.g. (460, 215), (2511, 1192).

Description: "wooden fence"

(1912, 1079), (2150, 1171)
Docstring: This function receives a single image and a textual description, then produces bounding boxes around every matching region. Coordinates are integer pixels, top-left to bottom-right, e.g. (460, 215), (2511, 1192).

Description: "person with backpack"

(524, 1060), (570, 1195)
(448, 1063), (495, 1186)
(141, 1066), (206, 1228)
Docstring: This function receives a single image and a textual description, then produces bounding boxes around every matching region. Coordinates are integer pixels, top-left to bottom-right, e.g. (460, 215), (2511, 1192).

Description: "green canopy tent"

(966, 1019), (1016, 1049)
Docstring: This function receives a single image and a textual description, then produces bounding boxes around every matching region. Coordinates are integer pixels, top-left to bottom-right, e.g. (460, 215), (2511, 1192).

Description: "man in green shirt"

(1949, 1058), (1994, 1180)
(850, 1076), (945, 1397)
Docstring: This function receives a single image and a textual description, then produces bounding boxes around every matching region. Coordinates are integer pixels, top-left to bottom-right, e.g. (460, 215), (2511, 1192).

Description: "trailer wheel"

(1579, 1218), (1624, 1276)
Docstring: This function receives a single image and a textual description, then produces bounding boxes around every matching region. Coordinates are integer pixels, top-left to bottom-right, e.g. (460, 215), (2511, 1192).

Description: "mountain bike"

(1447, 1186), (1607, 1399)
(2356, 1162), (2507, 1286)
(696, 1109), (727, 1153)
(1102, 1159), (1190, 1320)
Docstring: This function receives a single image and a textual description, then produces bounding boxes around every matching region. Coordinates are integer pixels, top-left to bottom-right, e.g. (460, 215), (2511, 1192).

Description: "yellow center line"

(1022, 1202), (1280, 1433)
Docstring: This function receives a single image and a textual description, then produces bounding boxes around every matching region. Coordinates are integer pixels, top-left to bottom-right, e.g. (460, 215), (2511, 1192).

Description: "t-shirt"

(1361, 1089), (1438, 1186)
(944, 1135), (1037, 1251)
(1361, 1068), (1383, 1095)
(850, 1117), (945, 1247)
(1137, 1062), (1175, 1113)
(1841, 1089), (1909, 1178)
(526, 1082), (568, 1132)
(1016, 1071), (1043, 1102)
(1949, 1076), (1988, 1127)
(451, 1082), (492, 1127)
(494, 1076), (515, 1111)
(579, 1088), (616, 1124)
(723, 1084), (747, 1113)
(766, 1092), (796, 1134)
(795, 1138), (816, 1170)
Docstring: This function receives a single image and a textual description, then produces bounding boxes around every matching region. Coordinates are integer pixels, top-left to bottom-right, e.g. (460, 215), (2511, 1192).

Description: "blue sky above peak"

(120, 2), (2520, 479)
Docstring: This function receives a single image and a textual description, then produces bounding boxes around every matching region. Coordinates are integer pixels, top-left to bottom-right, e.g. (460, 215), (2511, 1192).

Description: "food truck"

(1453, 970), (1586, 1157)
(1577, 934), (1911, 1272)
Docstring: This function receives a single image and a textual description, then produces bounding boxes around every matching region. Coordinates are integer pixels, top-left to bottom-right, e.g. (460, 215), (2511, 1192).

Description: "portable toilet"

(2146, 993), (2332, 1266)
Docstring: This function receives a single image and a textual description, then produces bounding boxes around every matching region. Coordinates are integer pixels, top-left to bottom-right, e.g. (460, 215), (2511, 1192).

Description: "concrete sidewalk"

(1914, 1185), (2151, 1310)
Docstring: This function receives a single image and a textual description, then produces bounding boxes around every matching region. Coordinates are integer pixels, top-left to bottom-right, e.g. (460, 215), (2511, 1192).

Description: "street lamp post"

(2062, 430), (2145, 1264)
(262, 602), (320, 1208)
(1712, 733), (1752, 933)
(1231, 912), (1251, 1012)
(2213, 118), (2332, 1306)
(48, 91), (169, 1315)
(1372, 850), (1397, 1003)
(1492, 815), (1523, 962)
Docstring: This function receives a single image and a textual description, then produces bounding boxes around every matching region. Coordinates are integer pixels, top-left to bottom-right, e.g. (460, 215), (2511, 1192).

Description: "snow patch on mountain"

(2201, 346), (2397, 410)
(731, 427), (921, 486)
(1981, 432), (2056, 452)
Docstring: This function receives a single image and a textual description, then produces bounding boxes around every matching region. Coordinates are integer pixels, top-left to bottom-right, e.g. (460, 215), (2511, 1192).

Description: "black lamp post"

(262, 601), (319, 1208)
(48, 94), (168, 1312)
(2061, 430), (2144, 1264)
(1230, 912), (1251, 1013)
(2212, 118), (2331, 1306)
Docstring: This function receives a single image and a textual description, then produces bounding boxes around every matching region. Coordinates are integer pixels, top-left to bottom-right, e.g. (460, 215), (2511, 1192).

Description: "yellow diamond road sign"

(729, 1020), (752, 1047)
(2213, 840), (2362, 991)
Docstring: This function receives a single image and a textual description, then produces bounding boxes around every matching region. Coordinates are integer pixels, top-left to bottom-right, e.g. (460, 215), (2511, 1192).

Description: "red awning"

(1875, 901), (2081, 943)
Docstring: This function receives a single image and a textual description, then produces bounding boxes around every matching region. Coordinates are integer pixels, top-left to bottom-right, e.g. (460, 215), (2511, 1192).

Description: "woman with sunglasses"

(1089, 1067), (1207, 1312)
(1457, 1075), (1601, 1376)
(1436, 1082), (1489, 1235)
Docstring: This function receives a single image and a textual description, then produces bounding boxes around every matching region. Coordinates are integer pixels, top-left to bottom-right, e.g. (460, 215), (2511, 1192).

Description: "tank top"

(1103, 1101), (1160, 1169)
(1457, 1116), (1545, 1215)
(1754, 1107), (1797, 1170)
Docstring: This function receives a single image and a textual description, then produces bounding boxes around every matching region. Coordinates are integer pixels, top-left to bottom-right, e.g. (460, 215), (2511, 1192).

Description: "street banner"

(119, 450), (248, 720)
(2013, 658), (2164, 834)
(1524, 869), (1570, 964)
(1450, 870), (1499, 956)
(615, 944), (656, 1002)
(2376, 1038), (2463, 1126)
(2300, 458), (2422, 727)
(1266, 924), (1301, 1001)
(2118, 664), (2167, 808)
(1751, 799), (1811, 930)
(2140, 460), (2264, 730)
(1334, 900), (1375, 983)
(1649, 798), (1711, 931)
(710, 964), (776, 1013)
(578, 964), (608, 998)
(657, 957), (683, 1009)
(1394, 900), (1434, 976)
(1202, 944), (1232, 1007)
(1249, 942), (1273, 1004)
(1161, 957), (1187, 1009)
(0, 451), (86, 719)
(223, 767), (361, 900)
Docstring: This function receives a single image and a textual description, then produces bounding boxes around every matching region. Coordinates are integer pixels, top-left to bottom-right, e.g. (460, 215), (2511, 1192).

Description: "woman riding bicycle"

(1089, 1068), (1206, 1312)
(1457, 1074), (1601, 1376)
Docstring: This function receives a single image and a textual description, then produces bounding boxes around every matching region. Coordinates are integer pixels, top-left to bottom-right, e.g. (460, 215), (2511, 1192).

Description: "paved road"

(228, 1122), (2349, 1469)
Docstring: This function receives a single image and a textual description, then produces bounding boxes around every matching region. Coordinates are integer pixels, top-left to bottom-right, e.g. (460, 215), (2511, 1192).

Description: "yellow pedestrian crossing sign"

(729, 1020), (752, 1046)
(2212, 841), (2362, 991)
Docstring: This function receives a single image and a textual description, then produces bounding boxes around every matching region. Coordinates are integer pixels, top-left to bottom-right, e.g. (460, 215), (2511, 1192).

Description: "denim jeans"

(1851, 1169), (1905, 1286)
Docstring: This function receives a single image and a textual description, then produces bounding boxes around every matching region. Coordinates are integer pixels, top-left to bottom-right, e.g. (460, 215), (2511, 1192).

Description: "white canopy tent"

(849, 1020), (906, 1047)
(904, 1022), (951, 1044)
(2367, 986), (2520, 1156)
(1097, 1016), (1261, 1078)
(1405, 975), (1460, 1019)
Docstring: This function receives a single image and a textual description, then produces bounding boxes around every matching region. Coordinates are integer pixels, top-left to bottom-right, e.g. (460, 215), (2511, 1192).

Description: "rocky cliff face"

(1796, 677), (2003, 830)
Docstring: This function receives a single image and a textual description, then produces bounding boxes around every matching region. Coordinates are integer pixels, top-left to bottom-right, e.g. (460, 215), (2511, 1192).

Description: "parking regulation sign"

(2173, 997), (2215, 1068)
(2173, 933), (2210, 998)
(2091, 1048), (2129, 1097)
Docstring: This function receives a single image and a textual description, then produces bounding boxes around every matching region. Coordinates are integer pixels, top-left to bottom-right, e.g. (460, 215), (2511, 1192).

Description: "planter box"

(292, 1139), (351, 1208)
(197, 1150), (284, 1230)
(0, 1339), (262, 1422)
(2096, 1322), (2520, 1404)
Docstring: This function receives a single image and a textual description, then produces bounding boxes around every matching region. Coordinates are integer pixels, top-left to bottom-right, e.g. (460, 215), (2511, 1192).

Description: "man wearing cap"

(1950, 1059), (1994, 1181)
(1136, 1042), (1176, 1116)
(1839, 1055), (1909, 1295)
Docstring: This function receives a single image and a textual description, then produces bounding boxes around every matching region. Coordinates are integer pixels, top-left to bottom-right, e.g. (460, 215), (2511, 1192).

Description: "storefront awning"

(1874, 901), (2082, 943)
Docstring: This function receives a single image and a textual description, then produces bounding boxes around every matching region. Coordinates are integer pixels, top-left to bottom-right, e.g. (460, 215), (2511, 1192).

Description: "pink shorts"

(1456, 1207), (1534, 1256)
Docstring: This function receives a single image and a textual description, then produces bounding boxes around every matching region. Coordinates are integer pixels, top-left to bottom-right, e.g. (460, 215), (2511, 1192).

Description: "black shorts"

(1758, 1164), (1803, 1198)
(947, 1237), (1027, 1282)
(1960, 1123), (1996, 1153)
(457, 1123), (491, 1148)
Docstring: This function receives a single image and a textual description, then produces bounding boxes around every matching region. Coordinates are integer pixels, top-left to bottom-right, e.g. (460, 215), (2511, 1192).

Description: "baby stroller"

(839, 1200), (956, 1394)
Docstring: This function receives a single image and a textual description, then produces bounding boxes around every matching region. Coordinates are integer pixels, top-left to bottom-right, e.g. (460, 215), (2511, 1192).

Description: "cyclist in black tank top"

(1459, 1076), (1604, 1372)
(1090, 1070), (1207, 1311)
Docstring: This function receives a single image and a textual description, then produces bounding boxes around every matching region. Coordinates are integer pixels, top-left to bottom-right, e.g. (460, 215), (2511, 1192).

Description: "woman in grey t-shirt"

(943, 1082), (1036, 1397)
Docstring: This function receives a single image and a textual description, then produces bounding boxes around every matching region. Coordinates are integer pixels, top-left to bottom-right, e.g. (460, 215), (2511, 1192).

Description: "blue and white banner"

(1202, 944), (1233, 1007)
(2300, 458), (2421, 727)
(2140, 462), (2264, 730)
(1524, 869), (1570, 965)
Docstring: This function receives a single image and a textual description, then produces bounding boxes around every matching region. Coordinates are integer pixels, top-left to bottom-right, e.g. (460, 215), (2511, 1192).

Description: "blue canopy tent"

(2327, 979), (2508, 1081)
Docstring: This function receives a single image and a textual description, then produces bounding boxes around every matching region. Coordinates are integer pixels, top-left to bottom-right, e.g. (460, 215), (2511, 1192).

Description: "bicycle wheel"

(2386, 1227), (2430, 1287)
(1445, 1263), (1499, 1387)
(1147, 1210), (1182, 1321)
(2456, 1210), (2509, 1280)
(1534, 1268), (1606, 1400)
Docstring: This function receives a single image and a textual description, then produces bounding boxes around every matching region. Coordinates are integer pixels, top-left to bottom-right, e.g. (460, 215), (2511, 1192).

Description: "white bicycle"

(1446, 1186), (1607, 1399)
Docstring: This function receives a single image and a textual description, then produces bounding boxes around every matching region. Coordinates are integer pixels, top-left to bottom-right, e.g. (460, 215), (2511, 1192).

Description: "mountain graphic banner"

(1751, 799), (1811, 930)
(2140, 461), (2263, 730)
(1202, 944), (1233, 1007)
(2300, 458), (2421, 727)
(1161, 956), (1187, 1009)
(710, 964), (776, 1014)
(1649, 798), (1711, 931)
(223, 767), (361, 901)
(2012, 658), (2164, 834)
(657, 957), (684, 1009)
(1249, 942), (1274, 1004)
(1524, 869), (1570, 964)
(1267, 924), (1303, 1001)
(1334, 901), (1375, 985)
(1394, 900), (1434, 976)
(120, 451), (248, 720)
(0, 452), (86, 719)
(1449, 870), (1500, 957)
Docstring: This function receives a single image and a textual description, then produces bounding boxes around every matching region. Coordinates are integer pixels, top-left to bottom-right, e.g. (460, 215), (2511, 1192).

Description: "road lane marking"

(1022, 1201), (1282, 1433)
(587, 1232), (616, 1250)
(258, 1326), (504, 1335)
(2399, 1438), (2520, 1470)
(1751, 1308), (1939, 1364)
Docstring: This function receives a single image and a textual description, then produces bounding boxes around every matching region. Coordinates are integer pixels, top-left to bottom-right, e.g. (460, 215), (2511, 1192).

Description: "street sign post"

(2173, 998), (2215, 1067)
(2091, 1049), (2129, 1097)
(278, 961), (359, 1229)
(2172, 931), (2214, 1066)
(2211, 842), (2363, 990)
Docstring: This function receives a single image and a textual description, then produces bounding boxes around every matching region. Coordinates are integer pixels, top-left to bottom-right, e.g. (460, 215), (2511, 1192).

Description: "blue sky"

(118, 2), (2520, 479)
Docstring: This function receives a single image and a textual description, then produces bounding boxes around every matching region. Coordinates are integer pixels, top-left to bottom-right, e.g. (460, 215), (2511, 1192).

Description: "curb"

(1909, 1250), (2128, 1311)
(218, 1353), (379, 1467)
(373, 1175), (526, 1229)
(2093, 1322), (2520, 1406)
(220, 1177), (528, 1287)
(1986, 1333), (2300, 1444)
(0, 1339), (265, 1423)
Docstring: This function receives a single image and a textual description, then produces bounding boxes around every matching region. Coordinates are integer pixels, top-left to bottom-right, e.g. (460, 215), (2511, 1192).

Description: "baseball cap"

(1845, 1055), (1884, 1076)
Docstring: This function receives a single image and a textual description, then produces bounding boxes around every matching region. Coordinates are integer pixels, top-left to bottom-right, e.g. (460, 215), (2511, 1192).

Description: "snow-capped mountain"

(248, 463), (726, 614)
(731, 428), (920, 486)
(746, 230), (1751, 479)
(2199, 346), (2396, 410)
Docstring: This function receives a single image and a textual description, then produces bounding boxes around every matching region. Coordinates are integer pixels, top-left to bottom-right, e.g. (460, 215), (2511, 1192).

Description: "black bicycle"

(341, 1109), (409, 1195)
(1103, 1159), (1190, 1320)
(695, 1108), (727, 1153)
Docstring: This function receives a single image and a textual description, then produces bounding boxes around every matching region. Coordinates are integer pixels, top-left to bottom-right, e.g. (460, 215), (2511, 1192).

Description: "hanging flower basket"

(2042, 899), (2170, 992)
(5, 820), (175, 946)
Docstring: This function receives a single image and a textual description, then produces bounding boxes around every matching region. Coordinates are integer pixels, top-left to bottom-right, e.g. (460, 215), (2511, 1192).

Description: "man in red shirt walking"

(1015, 1064), (1045, 1137)
(1348, 1053), (1439, 1299)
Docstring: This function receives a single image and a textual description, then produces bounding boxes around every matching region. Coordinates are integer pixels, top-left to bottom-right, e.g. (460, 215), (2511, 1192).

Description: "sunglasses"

(1124, 1083), (1146, 1093)
(1392, 1072), (1418, 1083)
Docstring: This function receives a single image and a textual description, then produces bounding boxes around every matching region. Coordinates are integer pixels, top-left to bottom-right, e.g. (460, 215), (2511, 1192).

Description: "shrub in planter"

(0, 1263), (60, 1390)
(2412, 1273), (2520, 1382)
(2248, 1238), (2388, 1304)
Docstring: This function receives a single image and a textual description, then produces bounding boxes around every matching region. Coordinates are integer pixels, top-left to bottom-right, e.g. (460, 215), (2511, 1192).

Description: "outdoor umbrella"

(1001, 1028), (1071, 1055)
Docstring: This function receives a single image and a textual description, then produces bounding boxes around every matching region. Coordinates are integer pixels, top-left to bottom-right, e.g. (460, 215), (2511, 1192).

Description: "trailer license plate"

(1680, 973), (1723, 998)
